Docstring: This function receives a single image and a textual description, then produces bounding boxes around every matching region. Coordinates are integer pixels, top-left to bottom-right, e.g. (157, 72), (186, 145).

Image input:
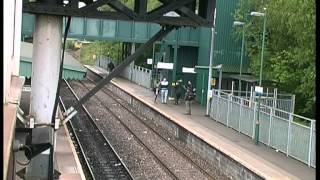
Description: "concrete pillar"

(27, 15), (62, 179)
(30, 15), (62, 123)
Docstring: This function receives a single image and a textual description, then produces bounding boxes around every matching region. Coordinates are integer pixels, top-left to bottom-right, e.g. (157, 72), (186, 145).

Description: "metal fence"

(121, 65), (152, 89)
(95, 57), (152, 89)
(95, 56), (115, 69)
(222, 89), (295, 114)
(210, 89), (315, 168)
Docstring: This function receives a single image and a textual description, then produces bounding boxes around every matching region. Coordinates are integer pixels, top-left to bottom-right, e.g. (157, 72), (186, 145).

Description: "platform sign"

(255, 86), (263, 95)
(182, 67), (196, 73)
(157, 62), (174, 69)
(147, 58), (153, 65)
(208, 89), (213, 98)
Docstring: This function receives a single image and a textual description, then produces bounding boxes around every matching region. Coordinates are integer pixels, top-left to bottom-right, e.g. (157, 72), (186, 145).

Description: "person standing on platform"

(184, 81), (195, 115)
(174, 79), (183, 105)
(160, 78), (169, 104)
(107, 61), (115, 72)
(154, 80), (160, 102)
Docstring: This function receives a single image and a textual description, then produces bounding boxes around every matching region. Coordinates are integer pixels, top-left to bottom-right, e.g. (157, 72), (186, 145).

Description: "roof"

(229, 74), (279, 84)
(20, 42), (86, 80)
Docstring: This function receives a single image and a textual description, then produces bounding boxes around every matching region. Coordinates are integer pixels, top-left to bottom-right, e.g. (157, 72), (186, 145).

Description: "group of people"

(154, 78), (196, 115)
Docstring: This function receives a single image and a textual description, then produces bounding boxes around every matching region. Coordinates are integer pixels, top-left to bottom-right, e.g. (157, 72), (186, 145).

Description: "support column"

(28, 14), (62, 179)
(172, 44), (178, 82)
(130, 43), (136, 81)
(206, 9), (216, 115)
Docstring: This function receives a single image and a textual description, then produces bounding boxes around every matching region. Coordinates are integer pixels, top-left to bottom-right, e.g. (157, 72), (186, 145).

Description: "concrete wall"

(3, 0), (23, 103)
(106, 82), (264, 180)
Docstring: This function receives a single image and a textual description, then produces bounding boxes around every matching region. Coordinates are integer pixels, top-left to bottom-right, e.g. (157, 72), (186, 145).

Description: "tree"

(79, 41), (123, 65)
(233, 0), (315, 118)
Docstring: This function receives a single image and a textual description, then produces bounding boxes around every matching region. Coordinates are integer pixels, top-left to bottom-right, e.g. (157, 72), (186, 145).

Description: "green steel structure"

(21, 0), (250, 105)
(19, 42), (87, 80)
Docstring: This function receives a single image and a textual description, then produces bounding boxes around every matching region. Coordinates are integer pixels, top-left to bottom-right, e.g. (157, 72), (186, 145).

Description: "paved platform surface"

(54, 124), (86, 180)
(110, 77), (315, 180)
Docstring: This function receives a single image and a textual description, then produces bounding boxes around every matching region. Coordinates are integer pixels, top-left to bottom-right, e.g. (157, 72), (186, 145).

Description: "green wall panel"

(19, 60), (86, 80)
(102, 20), (116, 38)
(196, 70), (209, 105)
(117, 21), (133, 39)
(22, 13), (35, 36)
(213, 0), (249, 70)
(164, 30), (176, 42)
(134, 22), (148, 40)
(189, 27), (200, 42)
(179, 27), (190, 42)
(86, 18), (101, 36)
(149, 23), (161, 37)
(69, 17), (84, 35)
(197, 27), (212, 66)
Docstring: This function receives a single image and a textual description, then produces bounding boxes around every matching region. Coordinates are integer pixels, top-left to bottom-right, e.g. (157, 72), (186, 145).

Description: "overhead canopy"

(229, 74), (278, 84)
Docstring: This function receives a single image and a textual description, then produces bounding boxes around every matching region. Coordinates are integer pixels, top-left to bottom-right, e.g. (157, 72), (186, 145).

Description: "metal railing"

(222, 89), (295, 114)
(122, 65), (152, 89)
(132, 65), (152, 89)
(95, 56), (115, 69)
(210, 89), (315, 168)
(95, 57), (152, 89)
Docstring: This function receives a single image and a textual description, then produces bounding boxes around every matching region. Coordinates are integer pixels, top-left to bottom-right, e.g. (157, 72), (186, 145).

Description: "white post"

(226, 94), (231, 127)
(206, 9), (217, 116)
(291, 94), (295, 113)
(249, 86), (254, 107)
(268, 107), (272, 146)
(239, 98), (243, 132)
(287, 113), (293, 156)
(245, 82), (248, 99)
(252, 101), (257, 139)
(308, 121), (313, 167)
(28, 14), (62, 178)
(231, 80), (234, 95)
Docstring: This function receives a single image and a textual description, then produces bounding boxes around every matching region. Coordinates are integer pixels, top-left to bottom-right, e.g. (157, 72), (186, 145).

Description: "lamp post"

(250, 8), (267, 144)
(233, 21), (245, 96)
(206, 9), (217, 116)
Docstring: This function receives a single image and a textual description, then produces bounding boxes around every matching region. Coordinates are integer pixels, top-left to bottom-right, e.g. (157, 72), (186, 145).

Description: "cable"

(15, 145), (32, 166)
(51, 16), (72, 124)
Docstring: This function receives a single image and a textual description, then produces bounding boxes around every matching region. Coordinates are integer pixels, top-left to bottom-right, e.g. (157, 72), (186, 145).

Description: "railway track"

(59, 80), (134, 180)
(68, 79), (216, 180)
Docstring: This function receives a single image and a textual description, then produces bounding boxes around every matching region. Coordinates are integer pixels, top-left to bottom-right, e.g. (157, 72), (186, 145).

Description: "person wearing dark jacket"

(174, 79), (183, 105)
(184, 81), (195, 115)
(107, 61), (115, 72)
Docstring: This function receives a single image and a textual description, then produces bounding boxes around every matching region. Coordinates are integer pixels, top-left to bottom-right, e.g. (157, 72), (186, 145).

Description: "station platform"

(84, 66), (316, 180)
(108, 77), (315, 180)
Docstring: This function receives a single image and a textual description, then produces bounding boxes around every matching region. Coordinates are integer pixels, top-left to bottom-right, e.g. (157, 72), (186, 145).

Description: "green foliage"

(65, 40), (75, 50)
(79, 41), (122, 65)
(233, 0), (315, 118)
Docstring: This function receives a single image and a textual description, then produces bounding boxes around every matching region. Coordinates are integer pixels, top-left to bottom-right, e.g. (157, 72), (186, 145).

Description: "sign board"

(182, 67), (196, 73)
(208, 90), (213, 98)
(211, 78), (216, 86)
(23, 86), (31, 92)
(147, 58), (153, 65)
(255, 86), (263, 94)
(157, 62), (174, 69)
